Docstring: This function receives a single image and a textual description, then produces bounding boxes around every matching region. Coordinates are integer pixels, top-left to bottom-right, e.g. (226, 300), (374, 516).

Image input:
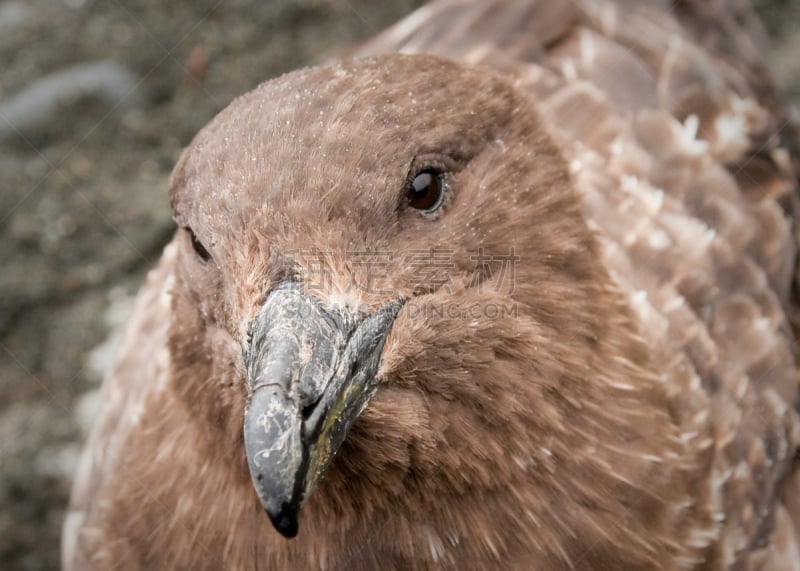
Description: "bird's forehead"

(170, 54), (515, 227)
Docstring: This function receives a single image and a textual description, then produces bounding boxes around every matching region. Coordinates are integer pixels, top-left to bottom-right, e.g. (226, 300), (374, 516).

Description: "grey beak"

(242, 282), (401, 538)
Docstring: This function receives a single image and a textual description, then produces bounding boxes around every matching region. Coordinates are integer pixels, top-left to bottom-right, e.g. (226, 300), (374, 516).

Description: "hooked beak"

(242, 282), (402, 538)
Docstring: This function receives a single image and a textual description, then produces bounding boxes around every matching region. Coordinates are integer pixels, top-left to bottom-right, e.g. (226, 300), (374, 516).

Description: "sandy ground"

(0, 1), (797, 569)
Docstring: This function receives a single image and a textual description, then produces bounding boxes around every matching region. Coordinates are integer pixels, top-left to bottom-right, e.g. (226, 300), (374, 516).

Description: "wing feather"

(62, 240), (178, 570)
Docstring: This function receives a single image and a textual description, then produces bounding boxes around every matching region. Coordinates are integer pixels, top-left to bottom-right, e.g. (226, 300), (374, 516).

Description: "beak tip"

(266, 502), (300, 538)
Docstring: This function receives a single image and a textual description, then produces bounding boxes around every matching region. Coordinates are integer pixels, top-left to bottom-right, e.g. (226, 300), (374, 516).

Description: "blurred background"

(0, 1), (797, 569)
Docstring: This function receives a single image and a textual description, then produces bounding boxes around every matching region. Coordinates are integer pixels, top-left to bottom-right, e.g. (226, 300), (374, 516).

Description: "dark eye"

(185, 227), (211, 265)
(406, 168), (445, 212)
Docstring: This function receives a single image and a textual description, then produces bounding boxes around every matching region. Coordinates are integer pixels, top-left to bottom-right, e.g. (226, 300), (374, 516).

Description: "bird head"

(167, 54), (682, 556)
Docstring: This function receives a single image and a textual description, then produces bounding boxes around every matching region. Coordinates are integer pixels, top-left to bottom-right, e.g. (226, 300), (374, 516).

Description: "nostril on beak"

(301, 395), (323, 422)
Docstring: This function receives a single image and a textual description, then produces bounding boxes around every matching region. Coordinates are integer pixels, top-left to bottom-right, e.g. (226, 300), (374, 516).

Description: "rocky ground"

(0, 1), (797, 569)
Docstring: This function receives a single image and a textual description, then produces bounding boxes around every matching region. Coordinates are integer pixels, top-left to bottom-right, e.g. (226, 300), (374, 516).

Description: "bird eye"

(185, 227), (211, 265)
(406, 168), (445, 212)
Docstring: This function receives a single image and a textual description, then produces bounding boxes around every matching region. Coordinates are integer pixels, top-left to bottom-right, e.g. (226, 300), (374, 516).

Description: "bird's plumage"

(64, 0), (800, 569)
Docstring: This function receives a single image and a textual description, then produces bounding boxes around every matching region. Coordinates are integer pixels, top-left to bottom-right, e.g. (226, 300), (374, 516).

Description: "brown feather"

(64, 1), (800, 569)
